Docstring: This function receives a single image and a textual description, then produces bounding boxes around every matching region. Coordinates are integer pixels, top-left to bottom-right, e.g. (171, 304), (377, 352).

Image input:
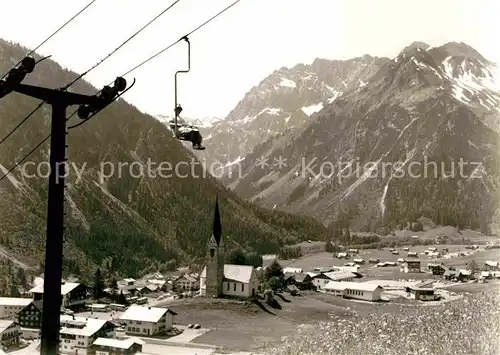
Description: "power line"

(0, 0), (243, 182)
(121, 0), (242, 78)
(0, 0), (98, 81)
(62, 0), (183, 90)
(67, 0), (242, 122)
(0, 0), (183, 150)
(0, 135), (50, 182)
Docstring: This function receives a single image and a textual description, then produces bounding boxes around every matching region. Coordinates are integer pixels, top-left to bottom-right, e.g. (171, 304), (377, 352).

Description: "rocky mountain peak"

(222, 41), (500, 234)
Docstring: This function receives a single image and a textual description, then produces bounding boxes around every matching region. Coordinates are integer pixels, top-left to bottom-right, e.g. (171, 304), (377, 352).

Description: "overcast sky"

(0, 0), (498, 119)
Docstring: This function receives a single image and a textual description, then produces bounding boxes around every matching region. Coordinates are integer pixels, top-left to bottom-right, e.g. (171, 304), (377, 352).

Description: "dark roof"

(212, 196), (222, 246)
(31, 300), (43, 312)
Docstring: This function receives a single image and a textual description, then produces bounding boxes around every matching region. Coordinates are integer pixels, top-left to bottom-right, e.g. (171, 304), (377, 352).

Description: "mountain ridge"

(0, 38), (331, 278)
(220, 41), (500, 233)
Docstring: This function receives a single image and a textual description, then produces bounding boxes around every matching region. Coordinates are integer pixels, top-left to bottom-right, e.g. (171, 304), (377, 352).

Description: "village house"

(333, 265), (360, 274)
(405, 282), (436, 301)
(119, 305), (177, 336)
(146, 279), (168, 292)
(353, 258), (365, 265)
(429, 264), (447, 276)
(444, 269), (472, 281)
(0, 298), (32, 320)
(310, 273), (331, 290)
(283, 267), (303, 274)
(0, 320), (20, 351)
(173, 274), (199, 292)
(323, 281), (383, 301)
(92, 337), (144, 354)
(368, 258), (380, 264)
(199, 198), (258, 299)
(17, 300), (43, 330)
(402, 261), (421, 273)
(407, 252), (418, 258)
(311, 271), (357, 289)
(482, 261), (499, 271)
(59, 315), (116, 355)
(29, 281), (89, 311)
(283, 273), (313, 290)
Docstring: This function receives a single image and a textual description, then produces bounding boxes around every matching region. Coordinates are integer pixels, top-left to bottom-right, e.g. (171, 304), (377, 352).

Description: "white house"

(93, 337), (145, 354)
(312, 271), (357, 289)
(0, 320), (20, 351)
(119, 305), (177, 336)
(59, 315), (116, 355)
(283, 267), (303, 274)
(0, 298), (32, 319)
(323, 282), (383, 301)
(332, 266), (360, 273)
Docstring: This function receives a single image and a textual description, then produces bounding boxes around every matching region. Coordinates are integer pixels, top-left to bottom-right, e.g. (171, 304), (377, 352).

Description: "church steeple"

(205, 195), (225, 297)
(212, 195), (223, 247)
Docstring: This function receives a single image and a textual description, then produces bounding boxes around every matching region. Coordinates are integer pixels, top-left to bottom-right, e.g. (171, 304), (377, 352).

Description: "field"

(282, 244), (500, 276)
(161, 244), (500, 352)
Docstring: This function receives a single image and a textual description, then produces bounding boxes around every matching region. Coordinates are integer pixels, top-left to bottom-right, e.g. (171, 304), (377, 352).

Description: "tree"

(16, 268), (27, 287)
(108, 277), (118, 294)
(466, 260), (479, 273)
(245, 252), (263, 268)
(267, 276), (282, 292)
(265, 260), (284, 280)
(9, 284), (21, 297)
(93, 268), (105, 300)
(117, 291), (128, 305)
(227, 249), (247, 265)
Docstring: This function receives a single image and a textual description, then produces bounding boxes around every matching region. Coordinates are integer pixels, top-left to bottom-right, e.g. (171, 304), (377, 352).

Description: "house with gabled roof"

(59, 315), (116, 354)
(119, 305), (177, 336)
(323, 281), (383, 301)
(173, 274), (199, 292)
(199, 197), (258, 299)
(28, 281), (88, 310)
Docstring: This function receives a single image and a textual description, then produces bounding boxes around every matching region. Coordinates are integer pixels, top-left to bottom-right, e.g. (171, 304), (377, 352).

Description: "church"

(199, 198), (258, 298)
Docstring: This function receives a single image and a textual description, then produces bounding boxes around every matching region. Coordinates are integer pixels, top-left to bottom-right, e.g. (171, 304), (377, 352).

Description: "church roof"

(212, 196), (223, 246)
(201, 264), (254, 284)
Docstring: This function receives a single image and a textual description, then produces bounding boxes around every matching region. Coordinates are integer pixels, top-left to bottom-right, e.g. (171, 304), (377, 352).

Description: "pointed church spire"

(212, 195), (222, 246)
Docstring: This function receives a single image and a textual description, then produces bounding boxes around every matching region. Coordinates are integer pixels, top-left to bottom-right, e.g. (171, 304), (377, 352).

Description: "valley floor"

(159, 244), (500, 352)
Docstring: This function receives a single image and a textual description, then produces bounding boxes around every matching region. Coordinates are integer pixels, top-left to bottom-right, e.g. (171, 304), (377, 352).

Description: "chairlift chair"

(169, 104), (205, 150)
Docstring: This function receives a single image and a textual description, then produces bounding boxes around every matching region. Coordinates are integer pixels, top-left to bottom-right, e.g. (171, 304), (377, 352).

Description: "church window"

(233, 283), (236, 291)
(227, 283), (229, 290)
(241, 284), (244, 292)
(210, 249), (215, 258)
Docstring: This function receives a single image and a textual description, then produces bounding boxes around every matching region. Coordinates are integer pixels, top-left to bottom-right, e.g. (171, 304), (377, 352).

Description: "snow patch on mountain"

(279, 78), (297, 88)
(301, 103), (324, 116)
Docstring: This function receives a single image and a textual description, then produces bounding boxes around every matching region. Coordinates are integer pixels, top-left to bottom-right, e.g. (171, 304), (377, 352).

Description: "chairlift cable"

(0, 0), (243, 180)
(0, 0), (183, 150)
(62, 0), (183, 90)
(66, 0), (243, 122)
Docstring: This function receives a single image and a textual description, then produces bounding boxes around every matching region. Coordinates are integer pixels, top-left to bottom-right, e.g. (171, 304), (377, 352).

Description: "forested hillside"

(0, 38), (330, 278)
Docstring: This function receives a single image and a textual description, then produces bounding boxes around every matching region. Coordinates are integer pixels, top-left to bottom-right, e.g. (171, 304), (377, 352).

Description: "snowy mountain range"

(197, 55), (388, 171)
(218, 41), (500, 232)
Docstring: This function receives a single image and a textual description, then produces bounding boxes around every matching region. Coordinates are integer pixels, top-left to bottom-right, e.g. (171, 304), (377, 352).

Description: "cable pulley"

(0, 56), (36, 98)
(77, 77), (127, 119)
